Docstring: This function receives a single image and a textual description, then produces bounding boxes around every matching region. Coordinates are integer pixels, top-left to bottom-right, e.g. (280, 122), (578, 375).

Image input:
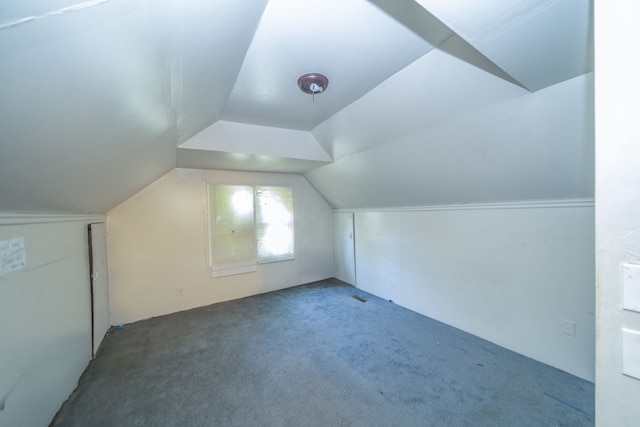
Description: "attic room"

(0, 0), (638, 425)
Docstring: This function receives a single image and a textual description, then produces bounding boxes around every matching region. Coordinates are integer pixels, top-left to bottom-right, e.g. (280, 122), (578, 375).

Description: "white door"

(333, 212), (356, 285)
(89, 223), (110, 357)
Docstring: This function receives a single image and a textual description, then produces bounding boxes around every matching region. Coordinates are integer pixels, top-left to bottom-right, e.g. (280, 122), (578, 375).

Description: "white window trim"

(207, 184), (295, 278)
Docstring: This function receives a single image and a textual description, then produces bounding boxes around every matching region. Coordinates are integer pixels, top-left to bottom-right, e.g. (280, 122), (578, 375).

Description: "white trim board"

(333, 199), (594, 213)
(0, 212), (107, 226)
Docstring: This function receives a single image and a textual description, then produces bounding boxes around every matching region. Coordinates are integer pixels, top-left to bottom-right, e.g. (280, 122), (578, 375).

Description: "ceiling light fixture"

(298, 73), (328, 101)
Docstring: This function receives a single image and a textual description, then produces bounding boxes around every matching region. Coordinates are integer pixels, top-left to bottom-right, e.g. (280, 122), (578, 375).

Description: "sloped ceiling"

(0, 0), (593, 213)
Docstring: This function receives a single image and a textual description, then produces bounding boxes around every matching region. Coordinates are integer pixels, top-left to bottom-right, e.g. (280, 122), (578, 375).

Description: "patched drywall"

(349, 202), (594, 381)
(107, 168), (334, 325)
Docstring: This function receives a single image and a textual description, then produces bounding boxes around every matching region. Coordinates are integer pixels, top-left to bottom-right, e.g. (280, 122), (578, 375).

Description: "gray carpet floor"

(52, 279), (594, 426)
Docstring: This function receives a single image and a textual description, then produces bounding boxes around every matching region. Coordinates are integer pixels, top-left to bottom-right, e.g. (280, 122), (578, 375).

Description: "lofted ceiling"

(0, 0), (593, 213)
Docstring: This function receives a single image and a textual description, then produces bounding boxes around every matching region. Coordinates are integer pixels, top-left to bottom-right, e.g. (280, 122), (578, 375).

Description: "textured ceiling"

(0, 0), (593, 213)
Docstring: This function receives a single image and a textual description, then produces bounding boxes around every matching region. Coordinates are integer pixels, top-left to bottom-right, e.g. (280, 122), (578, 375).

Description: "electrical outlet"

(177, 288), (184, 297)
(562, 319), (576, 336)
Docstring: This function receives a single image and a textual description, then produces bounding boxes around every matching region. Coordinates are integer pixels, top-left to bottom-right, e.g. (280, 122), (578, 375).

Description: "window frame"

(207, 183), (295, 278)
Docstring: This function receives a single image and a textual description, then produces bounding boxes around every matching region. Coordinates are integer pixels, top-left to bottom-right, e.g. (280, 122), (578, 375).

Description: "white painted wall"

(108, 168), (334, 325)
(414, 0), (592, 92)
(0, 1), (270, 214)
(595, 1), (640, 424)
(307, 73), (593, 209)
(0, 214), (104, 427)
(350, 202), (594, 381)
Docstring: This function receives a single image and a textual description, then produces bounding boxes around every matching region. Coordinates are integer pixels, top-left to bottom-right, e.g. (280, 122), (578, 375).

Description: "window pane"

(208, 185), (257, 276)
(255, 186), (294, 262)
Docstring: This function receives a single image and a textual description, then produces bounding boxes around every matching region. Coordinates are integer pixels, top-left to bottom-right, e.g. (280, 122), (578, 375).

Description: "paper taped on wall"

(0, 237), (26, 277)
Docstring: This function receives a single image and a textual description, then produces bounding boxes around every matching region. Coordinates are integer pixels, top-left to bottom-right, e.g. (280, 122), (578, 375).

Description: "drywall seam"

(0, 0), (111, 30)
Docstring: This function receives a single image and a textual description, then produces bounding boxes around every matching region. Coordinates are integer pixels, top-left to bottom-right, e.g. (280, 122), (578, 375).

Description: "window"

(208, 184), (294, 277)
(208, 185), (257, 277)
(255, 186), (295, 263)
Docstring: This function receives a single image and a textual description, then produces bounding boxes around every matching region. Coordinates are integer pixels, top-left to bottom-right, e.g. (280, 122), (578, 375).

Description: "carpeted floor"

(52, 279), (594, 426)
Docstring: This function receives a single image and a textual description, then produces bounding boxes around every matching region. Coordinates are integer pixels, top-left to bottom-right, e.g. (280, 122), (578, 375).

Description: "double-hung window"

(208, 184), (294, 277)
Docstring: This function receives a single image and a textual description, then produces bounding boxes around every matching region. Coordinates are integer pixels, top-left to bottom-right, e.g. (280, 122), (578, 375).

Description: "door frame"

(88, 222), (109, 358)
